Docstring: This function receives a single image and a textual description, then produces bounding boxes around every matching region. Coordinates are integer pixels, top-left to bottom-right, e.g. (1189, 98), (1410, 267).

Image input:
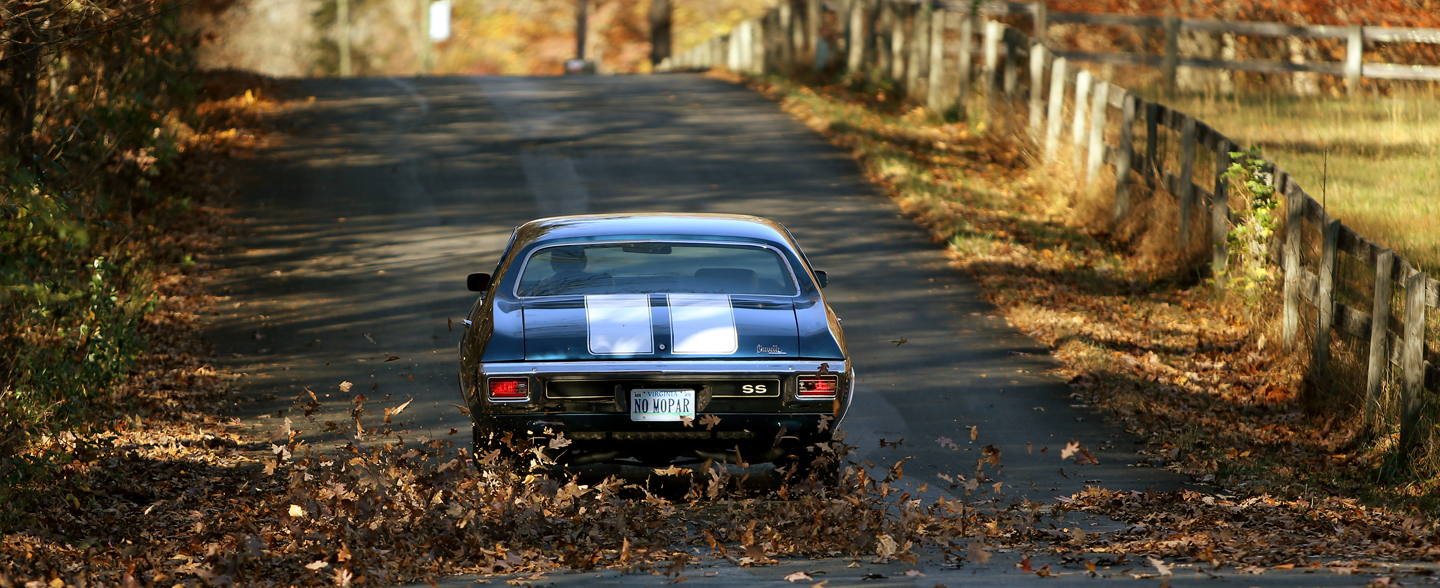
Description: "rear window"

(515, 242), (797, 297)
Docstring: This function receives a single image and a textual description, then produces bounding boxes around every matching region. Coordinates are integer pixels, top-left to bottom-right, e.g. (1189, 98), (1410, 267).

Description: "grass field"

(1153, 90), (1440, 272)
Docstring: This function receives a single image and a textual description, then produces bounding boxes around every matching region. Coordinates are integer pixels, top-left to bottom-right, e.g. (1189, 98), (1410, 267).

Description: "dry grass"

(1149, 88), (1440, 272)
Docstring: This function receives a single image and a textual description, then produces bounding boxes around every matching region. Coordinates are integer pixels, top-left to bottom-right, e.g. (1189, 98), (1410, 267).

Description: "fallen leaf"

(966, 540), (992, 564)
(305, 560), (329, 571)
(339, 381), (353, 393)
(383, 398), (412, 424)
(384, 355), (399, 362)
(1148, 557), (1172, 577)
(890, 338), (908, 346)
(699, 414), (722, 430)
(969, 425), (978, 441)
(783, 571), (813, 582)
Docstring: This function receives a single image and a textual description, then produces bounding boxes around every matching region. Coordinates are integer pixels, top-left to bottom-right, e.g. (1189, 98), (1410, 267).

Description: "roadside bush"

(1218, 147), (1281, 320)
(0, 1), (205, 518)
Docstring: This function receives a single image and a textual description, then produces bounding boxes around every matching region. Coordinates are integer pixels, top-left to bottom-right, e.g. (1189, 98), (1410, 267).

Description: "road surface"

(206, 73), (1232, 585)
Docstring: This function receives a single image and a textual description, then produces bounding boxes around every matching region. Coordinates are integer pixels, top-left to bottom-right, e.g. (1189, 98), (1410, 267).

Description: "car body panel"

(458, 213), (851, 466)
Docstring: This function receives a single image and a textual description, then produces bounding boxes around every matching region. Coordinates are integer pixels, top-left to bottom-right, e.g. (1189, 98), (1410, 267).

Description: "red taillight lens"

(797, 375), (839, 399)
(488, 377), (528, 401)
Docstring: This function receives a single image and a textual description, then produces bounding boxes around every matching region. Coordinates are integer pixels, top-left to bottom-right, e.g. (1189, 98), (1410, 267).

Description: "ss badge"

(741, 384), (768, 394)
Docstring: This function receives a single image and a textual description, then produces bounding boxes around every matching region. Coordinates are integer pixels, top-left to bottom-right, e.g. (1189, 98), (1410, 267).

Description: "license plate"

(630, 388), (696, 422)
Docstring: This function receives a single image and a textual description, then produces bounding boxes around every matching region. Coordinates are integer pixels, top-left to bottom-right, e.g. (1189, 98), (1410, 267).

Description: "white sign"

(429, 0), (451, 41)
(630, 389), (696, 422)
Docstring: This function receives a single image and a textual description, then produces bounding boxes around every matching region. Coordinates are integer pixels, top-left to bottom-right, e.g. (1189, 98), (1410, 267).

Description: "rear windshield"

(515, 242), (797, 297)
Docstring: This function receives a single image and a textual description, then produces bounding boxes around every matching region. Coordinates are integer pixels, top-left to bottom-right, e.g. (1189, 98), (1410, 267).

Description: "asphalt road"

(206, 73), (1256, 585)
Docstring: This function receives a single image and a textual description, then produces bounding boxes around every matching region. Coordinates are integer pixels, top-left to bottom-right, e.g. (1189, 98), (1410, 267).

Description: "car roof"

(515, 213), (795, 247)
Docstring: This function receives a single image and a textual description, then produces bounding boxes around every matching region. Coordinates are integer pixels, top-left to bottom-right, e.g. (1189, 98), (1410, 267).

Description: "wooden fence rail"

(661, 0), (1440, 454)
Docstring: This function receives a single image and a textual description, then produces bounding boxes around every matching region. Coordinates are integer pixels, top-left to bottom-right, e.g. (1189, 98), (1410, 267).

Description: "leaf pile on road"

(3, 389), (1048, 586)
(739, 71), (1437, 554)
(1059, 487), (1440, 564)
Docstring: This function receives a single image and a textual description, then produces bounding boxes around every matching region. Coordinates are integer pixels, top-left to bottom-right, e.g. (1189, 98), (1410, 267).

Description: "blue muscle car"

(458, 213), (853, 475)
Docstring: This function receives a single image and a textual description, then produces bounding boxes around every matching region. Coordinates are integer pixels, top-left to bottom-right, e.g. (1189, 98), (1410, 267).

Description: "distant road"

(209, 73), (1191, 507)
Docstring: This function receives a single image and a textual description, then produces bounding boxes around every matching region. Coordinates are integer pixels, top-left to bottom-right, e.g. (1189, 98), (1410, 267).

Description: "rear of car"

(458, 214), (852, 468)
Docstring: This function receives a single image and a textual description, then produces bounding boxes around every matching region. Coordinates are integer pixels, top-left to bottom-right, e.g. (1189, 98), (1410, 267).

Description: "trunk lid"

(521, 294), (798, 361)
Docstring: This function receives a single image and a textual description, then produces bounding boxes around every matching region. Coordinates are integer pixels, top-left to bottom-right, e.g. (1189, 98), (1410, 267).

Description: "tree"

(649, 0), (671, 65)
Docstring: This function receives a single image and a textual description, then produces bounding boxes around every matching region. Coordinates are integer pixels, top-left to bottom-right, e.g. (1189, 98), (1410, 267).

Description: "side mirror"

(813, 270), (828, 289)
(467, 273), (491, 292)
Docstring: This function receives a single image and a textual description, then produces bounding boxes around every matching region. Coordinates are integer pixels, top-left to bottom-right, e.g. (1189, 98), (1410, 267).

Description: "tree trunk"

(575, 0), (588, 62)
(649, 0), (672, 65)
(2, 28), (40, 156)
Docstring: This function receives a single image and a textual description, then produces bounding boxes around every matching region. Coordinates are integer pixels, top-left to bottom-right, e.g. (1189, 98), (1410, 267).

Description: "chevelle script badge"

(757, 344), (786, 355)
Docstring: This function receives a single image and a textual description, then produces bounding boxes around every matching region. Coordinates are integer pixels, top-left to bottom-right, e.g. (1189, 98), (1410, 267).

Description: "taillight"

(488, 377), (529, 402)
(797, 375), (838, 399)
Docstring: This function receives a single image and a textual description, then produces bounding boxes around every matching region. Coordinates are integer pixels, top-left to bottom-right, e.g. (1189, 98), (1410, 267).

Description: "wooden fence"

(660, 0), (1440, 452)
(982, 1), (1440, 94)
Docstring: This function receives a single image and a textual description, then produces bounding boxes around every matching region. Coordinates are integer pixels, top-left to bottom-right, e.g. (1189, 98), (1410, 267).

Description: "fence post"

(1070, 70), (1092, 170)
(1162, 12), (1180, 94)
(983, 19), (1000, 107)
(848, 0), (866, 73)
(1033, 1), (1047, 45)
(1313, 219), (1342, 371)
(1145, 102), (1160, 188)
(1177, 116), (1197, 240)
(1400, 270), (1428, 450)
(1003, 30), (1018, 100)
(1114, 93), (1137, 222)
(1085, 80), (1109, 187)
(890, 2), (907, 81)
(907, 4), (929, 95)
(1345, 25), (1364, 98)
(1044, 57), (1067, 160)
(1282, 174), (1302, 351)
(1366, 249), (1395, 429)
(1211, 139), (1232, 289)
(926, 7), (947, 112)
(1029, 43), (1047, 140)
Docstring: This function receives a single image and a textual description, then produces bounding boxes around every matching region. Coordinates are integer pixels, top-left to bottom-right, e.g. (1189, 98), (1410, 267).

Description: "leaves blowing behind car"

(457, 213), (853, 479)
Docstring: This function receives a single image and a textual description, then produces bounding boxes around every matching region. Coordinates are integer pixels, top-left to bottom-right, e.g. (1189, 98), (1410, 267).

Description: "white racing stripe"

(668, 294), (737, 355)
(585, 295), (653, 355)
